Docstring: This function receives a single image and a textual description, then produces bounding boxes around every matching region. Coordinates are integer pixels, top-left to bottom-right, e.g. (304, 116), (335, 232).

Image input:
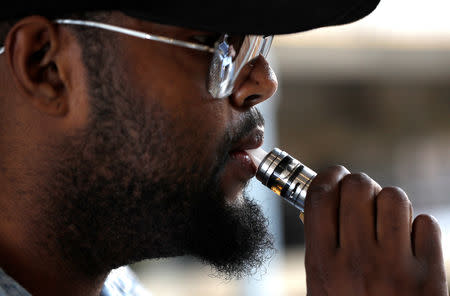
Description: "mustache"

(225, 107), (264, 150)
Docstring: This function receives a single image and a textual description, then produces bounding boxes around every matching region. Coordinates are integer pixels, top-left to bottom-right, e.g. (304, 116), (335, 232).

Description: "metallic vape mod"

(247, 147), (317, 214)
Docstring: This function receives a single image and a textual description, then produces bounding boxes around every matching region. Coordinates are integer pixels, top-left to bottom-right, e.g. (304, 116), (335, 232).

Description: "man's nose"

(229, 55), (278, 108)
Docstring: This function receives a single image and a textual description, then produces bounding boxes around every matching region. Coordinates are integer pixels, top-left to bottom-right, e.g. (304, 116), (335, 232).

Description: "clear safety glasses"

(0, 19), (273, 99)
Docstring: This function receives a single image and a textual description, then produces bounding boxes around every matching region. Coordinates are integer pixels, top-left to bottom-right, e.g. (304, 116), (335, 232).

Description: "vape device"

(247, 147), (317, 216)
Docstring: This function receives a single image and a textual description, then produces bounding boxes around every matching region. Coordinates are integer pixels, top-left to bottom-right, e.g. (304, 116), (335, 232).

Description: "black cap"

(2, 1), (380, 35)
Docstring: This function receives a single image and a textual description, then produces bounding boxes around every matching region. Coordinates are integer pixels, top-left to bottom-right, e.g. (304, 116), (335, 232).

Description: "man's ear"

(4, 15), (68, 116)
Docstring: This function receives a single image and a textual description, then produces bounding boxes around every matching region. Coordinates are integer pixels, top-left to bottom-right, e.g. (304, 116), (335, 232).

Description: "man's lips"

(220, 127), (264, 202)
(227, 127), (264, 178)
(228, 150), (257, 176)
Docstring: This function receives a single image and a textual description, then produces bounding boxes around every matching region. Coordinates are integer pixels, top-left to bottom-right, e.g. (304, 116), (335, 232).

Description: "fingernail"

(299, 211), (305, 224)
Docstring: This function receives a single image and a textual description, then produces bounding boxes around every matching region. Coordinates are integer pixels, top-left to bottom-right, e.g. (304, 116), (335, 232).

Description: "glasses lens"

(208, 35), (274, 99)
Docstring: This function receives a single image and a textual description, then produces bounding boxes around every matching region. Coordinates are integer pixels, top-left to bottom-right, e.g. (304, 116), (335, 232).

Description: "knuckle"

(341, 172), (373, 190)
(307, 182), (332, 196)
(305, 183), (333, 209)
(328, 165), (350, 175)
(377, 186), (411, 206)
(308, 165), (349, 190)
(305, 165), (350, 209)
(414, 214), (440, 230)
(316, 165), (350, 180)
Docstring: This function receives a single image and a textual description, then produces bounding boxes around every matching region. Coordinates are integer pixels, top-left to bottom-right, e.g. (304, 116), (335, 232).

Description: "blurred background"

(131, 0), (450, 294)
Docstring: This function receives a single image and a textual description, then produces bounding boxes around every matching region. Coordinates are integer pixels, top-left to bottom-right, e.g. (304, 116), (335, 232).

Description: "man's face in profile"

(41, 15), (276, 278)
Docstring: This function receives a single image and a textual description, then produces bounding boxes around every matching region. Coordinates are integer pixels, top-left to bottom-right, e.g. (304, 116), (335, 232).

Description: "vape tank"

(247, 147), (317, 215)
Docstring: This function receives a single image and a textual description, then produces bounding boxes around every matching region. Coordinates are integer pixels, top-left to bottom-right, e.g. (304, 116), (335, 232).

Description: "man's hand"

(303, 166), (448, 295)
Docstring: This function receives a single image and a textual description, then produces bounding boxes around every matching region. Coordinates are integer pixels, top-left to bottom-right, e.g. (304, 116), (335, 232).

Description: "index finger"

(304, 165), (350, 254)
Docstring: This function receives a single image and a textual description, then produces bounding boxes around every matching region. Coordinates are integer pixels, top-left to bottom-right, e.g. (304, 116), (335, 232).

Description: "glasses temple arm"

(0, 19), (215, 56)
(56, 19), (215, 53)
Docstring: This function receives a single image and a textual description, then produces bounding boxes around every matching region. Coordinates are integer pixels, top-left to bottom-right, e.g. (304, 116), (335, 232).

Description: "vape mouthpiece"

(246, 147), (317, 213)
(246, 147), (268, 168)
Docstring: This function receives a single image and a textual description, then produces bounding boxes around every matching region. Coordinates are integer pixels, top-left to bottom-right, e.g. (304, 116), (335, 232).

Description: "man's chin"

(187, 192), (274, 279)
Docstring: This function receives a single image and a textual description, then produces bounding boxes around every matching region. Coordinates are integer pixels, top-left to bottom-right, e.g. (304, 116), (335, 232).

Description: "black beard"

(43, 103), (273, 279)
(37, 28), (273, 278)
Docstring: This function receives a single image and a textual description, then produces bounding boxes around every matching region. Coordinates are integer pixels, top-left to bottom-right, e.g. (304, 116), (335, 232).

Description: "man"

(0, 2), (446, 296)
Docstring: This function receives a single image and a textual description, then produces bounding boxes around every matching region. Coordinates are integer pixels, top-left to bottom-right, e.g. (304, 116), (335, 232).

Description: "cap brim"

(2, 1), (380, 35)
(123, 0), (380, 35)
